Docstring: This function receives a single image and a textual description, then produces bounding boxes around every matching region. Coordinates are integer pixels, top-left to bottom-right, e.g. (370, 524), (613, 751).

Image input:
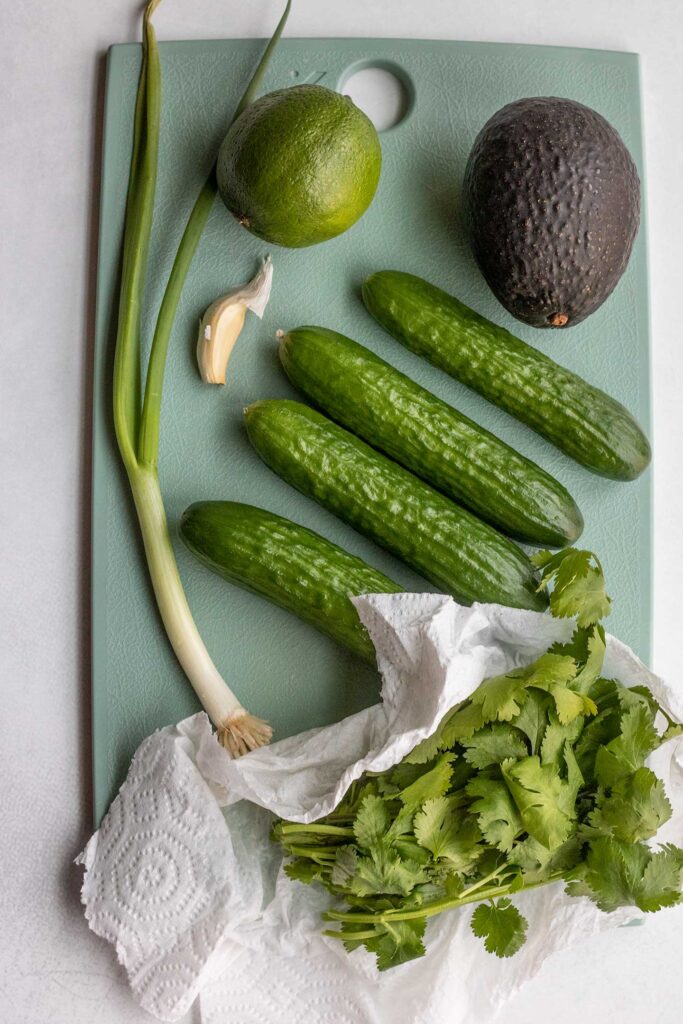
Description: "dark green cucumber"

(279, 325), (583, 547)
(180, 501), (403, 664)
(244, 399), (547, 611)
(362, 271), (651, 481)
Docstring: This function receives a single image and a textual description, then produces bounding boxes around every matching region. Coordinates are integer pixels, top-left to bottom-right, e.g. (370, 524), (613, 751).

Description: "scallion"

(112, 0), (292, 755)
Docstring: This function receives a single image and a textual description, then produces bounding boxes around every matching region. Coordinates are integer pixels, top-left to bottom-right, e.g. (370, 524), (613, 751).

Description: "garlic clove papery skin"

(197, 255), (273, 385)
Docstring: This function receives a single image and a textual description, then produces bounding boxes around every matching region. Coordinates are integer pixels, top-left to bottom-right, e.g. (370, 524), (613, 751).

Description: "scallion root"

(218, 710), (274, 757)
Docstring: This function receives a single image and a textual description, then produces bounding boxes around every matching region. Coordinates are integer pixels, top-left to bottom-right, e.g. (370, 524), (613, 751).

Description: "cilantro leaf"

(588, 767), (672, 842)
(392, 837), (433, 866)
(531, 547), (576, 574)
(502, 756), (575, 850)
(467, 775), (523, 852)
(405, 729), (446, 765)
(637, 848), (683, 912)
(350, 843), (424, 897)
(366, 918), (427, 970)
(551, 624), (593, 662)
(331, 846), (359, 887)
(559, 567), (611, 627)
(398, 753), (455, 809)
(440, 701), (487, 742)
(573, 627), (606, 693)
(616, 683), (659, 717)
(523, 653), (597, 725)
(461, 723), (528, 769)
(389, 759), (436, 791)
(662, 720), (683, 743)
(406, 700), (488, 764)
(628, 684), (663, 719)
(471, 898), (528, 957)
(354, 795), (391, 848)
(337, 920), (373, 954)
(566, 837), (683, 914)
(414, 797), (482, 869)
(470, 652), (595, 731)
(661, 843), (683, 868)
(513, 690), (550, 755)
(533, 549), (611, 627)
(565, 837), (643, 911)
(509, 834), (582, 883)
(449, 758), (478, 794)
(470, 671), (529, 723)
(333, 779), (368, 819)
(586, 676), (623, 714)
(540, 713), (584, 767)
(561, 743), (584, 818)
(526, 653), (578, 689)
(387, 802), (418, 839)
(594, 703), (659, 787)
(573, 709), (620, 783)
(285, 859), (325, 884)
(413, 798), (455, 858)
(549, 685), (597, 726)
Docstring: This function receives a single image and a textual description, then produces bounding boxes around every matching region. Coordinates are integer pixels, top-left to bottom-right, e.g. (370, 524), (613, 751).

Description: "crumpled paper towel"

(78, 593), (683, 1023)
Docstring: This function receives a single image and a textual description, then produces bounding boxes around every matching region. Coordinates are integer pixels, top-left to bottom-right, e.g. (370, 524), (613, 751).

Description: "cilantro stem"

(458, 863), (510, 900)
(658, 707), (683, 744)
(323, 928), (380, 941)
(324, 871), (565, 926)
(279, 823), (355, 838)
(286, 846), (338, 861)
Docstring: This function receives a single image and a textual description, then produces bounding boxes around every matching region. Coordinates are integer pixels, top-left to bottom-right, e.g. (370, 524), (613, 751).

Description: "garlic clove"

(197, 302), (247, 384)
(197, 255), (273, 385)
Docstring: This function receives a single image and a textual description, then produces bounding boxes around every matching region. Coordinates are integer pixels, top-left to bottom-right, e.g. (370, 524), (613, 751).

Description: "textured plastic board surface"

(92, 38), (651, 823)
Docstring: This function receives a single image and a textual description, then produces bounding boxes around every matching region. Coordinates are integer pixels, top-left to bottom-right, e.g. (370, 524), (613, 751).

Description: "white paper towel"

(78, 594), (683, 1023)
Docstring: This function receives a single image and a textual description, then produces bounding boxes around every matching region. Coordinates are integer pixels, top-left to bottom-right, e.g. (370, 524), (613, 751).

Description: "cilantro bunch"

(273, 550), (683, 970)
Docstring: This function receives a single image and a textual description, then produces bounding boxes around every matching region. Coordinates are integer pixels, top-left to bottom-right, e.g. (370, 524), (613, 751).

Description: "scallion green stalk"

(113, 0), (292, 755)
(136, 0), (292, 465)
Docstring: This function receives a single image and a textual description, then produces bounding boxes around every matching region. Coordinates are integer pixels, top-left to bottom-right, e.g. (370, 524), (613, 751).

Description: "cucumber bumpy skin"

(180, 501), (403, 665)
(362, 271), (651, 481)
(244, 399), (547, 612)
(279, 325), (583, 547)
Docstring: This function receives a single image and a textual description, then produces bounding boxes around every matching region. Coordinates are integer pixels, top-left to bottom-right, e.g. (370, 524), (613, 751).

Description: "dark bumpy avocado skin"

(463, 97), (640, 329)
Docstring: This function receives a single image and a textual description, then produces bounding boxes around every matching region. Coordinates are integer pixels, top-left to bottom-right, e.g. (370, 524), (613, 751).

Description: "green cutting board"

(92, 38), (651, 823)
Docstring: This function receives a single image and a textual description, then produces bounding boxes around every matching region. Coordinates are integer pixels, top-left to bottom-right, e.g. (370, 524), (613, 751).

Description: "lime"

(216, 84), (382, 248)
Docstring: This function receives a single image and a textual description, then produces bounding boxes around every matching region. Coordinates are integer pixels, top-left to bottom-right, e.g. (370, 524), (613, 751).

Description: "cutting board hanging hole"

(340, 62), (413, 132)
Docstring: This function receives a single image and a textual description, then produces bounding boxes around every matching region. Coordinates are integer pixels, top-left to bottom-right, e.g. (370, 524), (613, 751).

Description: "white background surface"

(1, 1), (681, 1021)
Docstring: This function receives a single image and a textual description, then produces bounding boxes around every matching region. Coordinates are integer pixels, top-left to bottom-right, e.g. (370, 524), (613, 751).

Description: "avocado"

(463, 97), (640, 329)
